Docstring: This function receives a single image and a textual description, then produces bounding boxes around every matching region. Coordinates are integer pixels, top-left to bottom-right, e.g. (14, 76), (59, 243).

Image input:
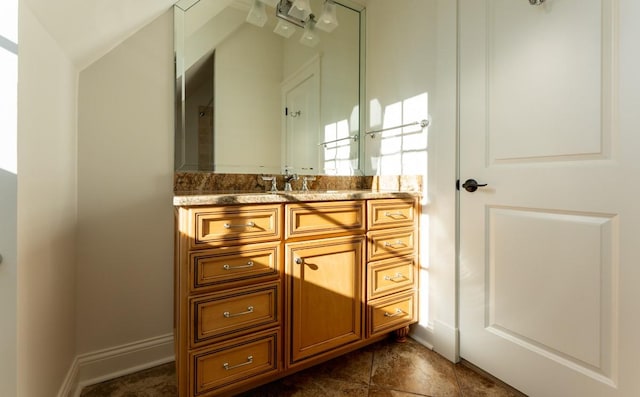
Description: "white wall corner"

(432, 319), (459, 363)
(58, 333), (175, 397)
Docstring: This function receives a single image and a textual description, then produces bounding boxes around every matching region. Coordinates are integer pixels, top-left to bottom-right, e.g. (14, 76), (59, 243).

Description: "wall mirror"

(174, 0), (365, 175)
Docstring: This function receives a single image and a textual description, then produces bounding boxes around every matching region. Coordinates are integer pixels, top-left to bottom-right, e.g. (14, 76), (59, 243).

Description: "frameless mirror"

(174, 0), (364, 175)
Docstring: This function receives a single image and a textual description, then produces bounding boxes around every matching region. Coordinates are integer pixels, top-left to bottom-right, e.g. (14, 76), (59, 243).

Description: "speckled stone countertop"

(173, 190), (421, 206)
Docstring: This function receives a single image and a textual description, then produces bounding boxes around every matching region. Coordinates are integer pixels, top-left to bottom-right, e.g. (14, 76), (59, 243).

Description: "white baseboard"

(409, 322), (435, 350)
(432, 319), (459, 363)
(57, 333), (175, 397)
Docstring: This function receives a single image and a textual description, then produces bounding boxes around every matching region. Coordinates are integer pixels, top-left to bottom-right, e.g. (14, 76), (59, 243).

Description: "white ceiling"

(24, 0), (177, 70)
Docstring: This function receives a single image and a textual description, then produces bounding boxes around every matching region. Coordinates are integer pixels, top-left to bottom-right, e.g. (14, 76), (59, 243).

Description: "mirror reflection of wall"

(175, 0), (363, 175)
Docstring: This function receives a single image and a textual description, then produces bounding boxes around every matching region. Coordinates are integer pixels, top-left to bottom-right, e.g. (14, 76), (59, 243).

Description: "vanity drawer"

(367, 227), (415, 261)
(191, 204), (282, 249)
(367, 255), (416, 299)
(190, 329), (280, 396)
(189, 243), (280, 291)
(285, 200), (365, 239)
(191, 282), (280, 347)
(368, 290), (417, 337)
(367, 198), (417, 230)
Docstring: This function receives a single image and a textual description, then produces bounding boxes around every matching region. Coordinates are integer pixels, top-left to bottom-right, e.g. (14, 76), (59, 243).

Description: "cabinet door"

(286, 236), (365, 365)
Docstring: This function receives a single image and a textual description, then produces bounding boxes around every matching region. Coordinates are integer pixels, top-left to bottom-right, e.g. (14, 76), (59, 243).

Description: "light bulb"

(299, 19), (320, 47)
(288, 0), (312, 21)
(246, 0), (268, 27)
(274, 18), (296, 38)
(315, 0), (338, 33)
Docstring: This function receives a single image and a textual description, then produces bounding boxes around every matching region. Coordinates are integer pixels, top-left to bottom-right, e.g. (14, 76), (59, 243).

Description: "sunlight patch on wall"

(0, 1), (18, 174)
(322, 119), (354, 175)
(322, 104), (360, 175)
(0, 1), (18, 175)
(367, 93), (429, 176)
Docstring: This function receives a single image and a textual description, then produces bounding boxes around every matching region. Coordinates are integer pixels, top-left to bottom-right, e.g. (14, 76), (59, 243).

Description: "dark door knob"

(461, 179), (487, 192)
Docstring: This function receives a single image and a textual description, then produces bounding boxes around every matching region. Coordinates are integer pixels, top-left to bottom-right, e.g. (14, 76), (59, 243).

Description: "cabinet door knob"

(295, 258), (303, 265)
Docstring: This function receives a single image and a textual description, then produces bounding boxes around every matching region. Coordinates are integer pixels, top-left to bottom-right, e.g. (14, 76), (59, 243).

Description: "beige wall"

(16, 3), (79, 396)
(365, 0), (436, 177)
(365, 0), (437, 344)
(365, 0), (458, 358)
(215, 20), (283, 173)
(76, 10), (174, 355)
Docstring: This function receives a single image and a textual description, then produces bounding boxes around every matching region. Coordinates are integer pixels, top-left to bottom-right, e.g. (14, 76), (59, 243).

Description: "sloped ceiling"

(22, 0), (367, 71)
(24, 0), (177, 70)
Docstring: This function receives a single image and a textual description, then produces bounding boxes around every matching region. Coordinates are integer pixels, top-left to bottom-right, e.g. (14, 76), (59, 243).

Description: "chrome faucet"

(261, 176), (278, 192)
(301, 176), (316, 192)
(283, 173), (298, 191)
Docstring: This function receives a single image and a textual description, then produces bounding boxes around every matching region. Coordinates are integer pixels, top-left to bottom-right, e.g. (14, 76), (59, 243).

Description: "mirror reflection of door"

(281, 57), (320, 175)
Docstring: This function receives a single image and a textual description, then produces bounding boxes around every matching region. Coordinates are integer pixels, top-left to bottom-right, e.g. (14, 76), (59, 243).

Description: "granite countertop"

(173, 190), (421, 206)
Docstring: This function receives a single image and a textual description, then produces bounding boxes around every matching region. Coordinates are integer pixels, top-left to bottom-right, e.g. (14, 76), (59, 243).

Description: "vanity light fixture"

(275, 0), (306, 27)
(315, 0), (338, 33)
(273, 18), (297, 38)
(288, 0), (313, 21)
(246, 0), (268, 27)
(249, 0), (340, 44)
(299, 17), (320, 47)
(259, 0), (280, 6)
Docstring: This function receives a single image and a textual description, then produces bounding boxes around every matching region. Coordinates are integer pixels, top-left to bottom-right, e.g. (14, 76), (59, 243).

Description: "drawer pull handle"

(223, 261), (254, 270)
(384, 211), (406, 218)
(384, 308), (404, 317)
(384, 272), (404, 282)
(384, 240), (406, 248)
(223, 221), (256, 229)
(223, 355), (253, 371)
(223, 306), (254, 318)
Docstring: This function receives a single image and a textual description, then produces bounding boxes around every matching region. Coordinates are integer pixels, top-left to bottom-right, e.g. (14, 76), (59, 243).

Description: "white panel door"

(459, 0), (640, 396)
(281, 57), (320, 175)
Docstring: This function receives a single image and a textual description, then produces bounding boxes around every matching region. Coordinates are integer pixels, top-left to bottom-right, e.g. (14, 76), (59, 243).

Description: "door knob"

(461, 179), (487, 192)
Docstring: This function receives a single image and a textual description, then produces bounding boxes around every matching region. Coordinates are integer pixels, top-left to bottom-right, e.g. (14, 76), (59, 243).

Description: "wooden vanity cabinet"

(175, 197), (419, 396)
(366, 198), (419, 338)
(284, 201), (366, 368)
(175, 205), (284, 397)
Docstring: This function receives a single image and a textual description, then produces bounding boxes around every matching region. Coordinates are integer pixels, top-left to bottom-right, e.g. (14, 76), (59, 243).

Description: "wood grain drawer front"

(367, 227), (415, 261)
(285, 201), (365, 239)
(191, 329), (280, 396)
(190, 243), (280, 291)
(192, 205), (282, 249)
(191, 282), (280, 346)
(368, 255), (416, 299)
(368, 291), (417, 337)
(367, 198), (416, 230)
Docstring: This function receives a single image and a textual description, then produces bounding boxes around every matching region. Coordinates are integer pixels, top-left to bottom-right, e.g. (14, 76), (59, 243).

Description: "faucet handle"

(301, 176), (316, 192)
(261, 176), (278, 192)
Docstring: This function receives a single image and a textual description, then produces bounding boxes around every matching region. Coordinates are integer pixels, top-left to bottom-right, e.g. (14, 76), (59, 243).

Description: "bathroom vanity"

(173, 190), (420, 396)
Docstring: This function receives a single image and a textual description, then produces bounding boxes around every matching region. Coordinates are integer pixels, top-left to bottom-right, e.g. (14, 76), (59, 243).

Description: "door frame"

(423, 0), (460, 363)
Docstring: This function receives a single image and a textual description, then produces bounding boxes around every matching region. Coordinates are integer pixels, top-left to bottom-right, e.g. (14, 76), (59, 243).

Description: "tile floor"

(80, 337), (526, 397)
